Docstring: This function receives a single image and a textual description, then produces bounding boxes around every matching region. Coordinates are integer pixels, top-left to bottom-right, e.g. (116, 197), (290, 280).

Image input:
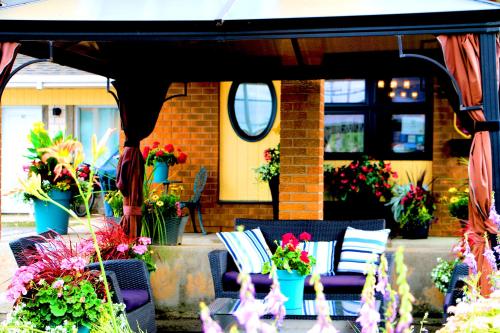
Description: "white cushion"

(337, 227), (390, 274)
(217, 228), (272, 273)
(302, 241), (336, 275)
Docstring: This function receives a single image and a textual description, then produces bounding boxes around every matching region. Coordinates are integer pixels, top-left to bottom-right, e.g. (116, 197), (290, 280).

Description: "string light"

(377, 80), (385, 88)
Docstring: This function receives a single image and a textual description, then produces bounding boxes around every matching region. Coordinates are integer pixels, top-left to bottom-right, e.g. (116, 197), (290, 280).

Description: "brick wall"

(142, 82), (272, 232)
(430, 83), (468, 237)
(279, 80), (324, 220)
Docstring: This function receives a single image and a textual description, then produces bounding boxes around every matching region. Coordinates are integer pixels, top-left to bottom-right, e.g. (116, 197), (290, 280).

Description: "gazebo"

(0, 0), (498, 295)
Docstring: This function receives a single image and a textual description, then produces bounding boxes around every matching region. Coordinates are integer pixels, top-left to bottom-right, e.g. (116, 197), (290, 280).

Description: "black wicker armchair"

(443, 262), (469, 319)
(9, 235), (156, 333)
(209, 218), (394, 303)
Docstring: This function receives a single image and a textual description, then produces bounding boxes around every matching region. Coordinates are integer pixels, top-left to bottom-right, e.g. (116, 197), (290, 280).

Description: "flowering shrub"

(5, 237), (106, 332)
(441, 186), (469, 221)
(388, 175), (436, 227)
(431, 258), (460, 293)
(77, 223), (156, 272)
(142, 141), (188, 166)
(21, 122), (84, 202)
(324, 155), (396, 203)
(255, 144), (280, 182)
(262, 232), (316, 276)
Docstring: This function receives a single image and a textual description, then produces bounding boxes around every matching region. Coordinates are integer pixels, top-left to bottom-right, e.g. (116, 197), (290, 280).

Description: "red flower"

(281, 233), (299, 249)
(299, 232), (311, 241)
(155, 150), (164, 157)
(177, 152), (188, 164)
(392, 171), (398, 179)
(165, 144), (174, 153)
(358, 174), (366, 181)
(361, 166), (368, 173)
(300, 251), (310, 264)
(152, 141), (160, 148)
(375, 191), (382, 197)
(264, 149), (271, 162)
(142, 146), (151, 160)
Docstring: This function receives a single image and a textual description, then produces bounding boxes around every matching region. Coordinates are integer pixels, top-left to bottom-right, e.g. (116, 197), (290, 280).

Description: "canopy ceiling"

(0, 0), (498, 81)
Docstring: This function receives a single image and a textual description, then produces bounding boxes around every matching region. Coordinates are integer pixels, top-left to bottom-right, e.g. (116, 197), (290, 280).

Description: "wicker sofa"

(209, 218), (394, 301)
(9, 234), (157, 333)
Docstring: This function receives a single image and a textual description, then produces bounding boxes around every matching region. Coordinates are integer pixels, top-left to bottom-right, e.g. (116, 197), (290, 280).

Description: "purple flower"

(6, 265), (39, 302)
(357, 302), (380, 333)
(132, 244), (148, 255)
(484, 247), (497, 272)
(489, 195), (500, 229)
(199, 302), (223, 333)
(264, 274), (287, 327)
(495, 245), (500, 256)
(61, 256), (87, 272)
(463, 236), (477, 274)
(117, 243), (129, 253)
(308, 279), (339, 333)
(233, 273), (270, 332)
(138, 237), (152, 245)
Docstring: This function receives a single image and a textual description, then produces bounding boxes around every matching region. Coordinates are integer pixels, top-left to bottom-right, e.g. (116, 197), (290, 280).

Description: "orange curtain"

(437, 34), (499, 296)
(0, 42), (20, 239)
(113, 78), (170, 237)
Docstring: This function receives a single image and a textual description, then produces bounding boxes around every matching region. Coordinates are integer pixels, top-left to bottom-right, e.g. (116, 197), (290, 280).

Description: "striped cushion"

(337, 227), (390, 274)
(302, 241), (336, 275)
(217, 228), (272, 273)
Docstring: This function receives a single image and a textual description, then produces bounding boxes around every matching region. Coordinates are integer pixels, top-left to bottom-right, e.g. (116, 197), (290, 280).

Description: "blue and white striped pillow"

(217, 228), (272, 273)
(302, 241), (336, 275)
(337, 227), (390, 274)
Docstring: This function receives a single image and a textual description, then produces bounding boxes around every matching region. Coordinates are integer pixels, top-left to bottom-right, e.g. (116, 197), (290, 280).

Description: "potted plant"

(21, 122), (85, 235)
(262, 232), (315, 311)
(255, 144), (280, 219)
(442, 186), (469, 228)
(431, 257), (461, 294)
(142, 141), (188, 183)
(388, 173), (436, 239)
(105, 189), (124, 223)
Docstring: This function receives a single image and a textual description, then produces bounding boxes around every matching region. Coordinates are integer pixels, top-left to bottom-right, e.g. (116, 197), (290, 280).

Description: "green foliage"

(431, 258), (460, 294)
(442, 186), (469, 220)
(13, 279), (102, 331)
(255, 144), (280, 182)
(105, 190), (124, 217)
(262, 239), (316, 276)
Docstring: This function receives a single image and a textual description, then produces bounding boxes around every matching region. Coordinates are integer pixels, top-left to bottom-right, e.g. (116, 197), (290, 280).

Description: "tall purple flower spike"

(307, 275), (339, 333)
(264, 270), (287, 327)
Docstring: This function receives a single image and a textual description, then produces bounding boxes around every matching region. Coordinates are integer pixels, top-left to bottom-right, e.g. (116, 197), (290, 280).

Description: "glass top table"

(209, 297), (380, 331)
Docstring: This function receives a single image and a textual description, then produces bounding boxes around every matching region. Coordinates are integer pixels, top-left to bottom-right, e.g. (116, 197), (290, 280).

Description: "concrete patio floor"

(0, 214), (456, 332)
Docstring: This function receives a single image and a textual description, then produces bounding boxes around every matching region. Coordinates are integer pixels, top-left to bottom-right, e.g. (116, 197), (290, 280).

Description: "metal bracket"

(473, 120), (500, 133)
(397, 35), (483, 113)
(106, 77), (120, 107)
(164, 82), (188, 102)
(0, 40), (53, 97)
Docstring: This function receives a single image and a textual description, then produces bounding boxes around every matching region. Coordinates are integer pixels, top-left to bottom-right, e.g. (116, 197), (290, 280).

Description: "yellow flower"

(19, 174), (49, 201)
(91, 128), (115, 163)
(151, 194), (159, 202)
(464, 188), (469, 193)
(448, 187), (458, 193)
(32, 121), (46, 135)
(39, 139), (84, 178)
(450, 196), (459, 204)
(156, 201), (164, 207)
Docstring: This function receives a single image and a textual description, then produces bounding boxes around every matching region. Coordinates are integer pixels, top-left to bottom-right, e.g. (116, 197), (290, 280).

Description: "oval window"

(228, 82), (277, 142)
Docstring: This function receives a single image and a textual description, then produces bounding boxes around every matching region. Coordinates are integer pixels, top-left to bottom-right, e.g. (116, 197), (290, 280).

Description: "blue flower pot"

(153, 161), (169, 183)
(34, 190), (71, 235)
(276, 269), (306, 311)
(78, 326), (90, 333)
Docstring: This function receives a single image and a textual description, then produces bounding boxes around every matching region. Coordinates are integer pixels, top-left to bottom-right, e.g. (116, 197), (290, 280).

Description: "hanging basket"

(34, 190), (71, 235)
(268, 175), (279, 220)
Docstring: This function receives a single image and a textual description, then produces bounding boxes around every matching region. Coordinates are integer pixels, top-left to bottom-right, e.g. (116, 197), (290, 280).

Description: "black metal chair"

(9, 235), (156, 333)
(180, 166), (208, 234)
(443, 262), (469, 320)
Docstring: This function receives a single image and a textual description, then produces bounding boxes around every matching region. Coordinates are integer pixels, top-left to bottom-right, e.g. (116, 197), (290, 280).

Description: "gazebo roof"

(0, 0), (498, 80)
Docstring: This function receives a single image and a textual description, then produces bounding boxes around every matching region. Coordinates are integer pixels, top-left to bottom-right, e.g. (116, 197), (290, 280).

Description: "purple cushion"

(121, 289), (149, 312)
(222, 271), (366, 294)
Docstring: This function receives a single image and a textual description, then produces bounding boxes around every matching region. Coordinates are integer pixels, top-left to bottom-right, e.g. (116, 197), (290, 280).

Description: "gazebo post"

(479, 33), (500, 263)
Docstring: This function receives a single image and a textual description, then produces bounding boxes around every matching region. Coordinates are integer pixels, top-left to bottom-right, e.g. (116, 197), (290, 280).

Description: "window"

(324, 77), (432, 160)
(228, 82), (277, 142)
(76, 106), (120, 166)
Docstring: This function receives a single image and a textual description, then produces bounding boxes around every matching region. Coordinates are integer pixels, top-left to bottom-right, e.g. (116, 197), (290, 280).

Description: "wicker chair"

(209, 218), (394, 304)
(180, 166), (208, 234)
(9, 236), (156, 333)
(443, 262), (469, 319)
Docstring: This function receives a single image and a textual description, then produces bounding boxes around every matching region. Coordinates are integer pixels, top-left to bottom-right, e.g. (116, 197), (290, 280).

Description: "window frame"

(227, 81), (277, 142)
(324, 76), (433, 161)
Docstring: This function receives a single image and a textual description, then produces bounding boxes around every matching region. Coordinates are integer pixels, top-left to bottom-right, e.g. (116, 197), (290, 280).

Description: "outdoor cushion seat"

(121, 289), (150, 312)
(222, 271), (366, 295)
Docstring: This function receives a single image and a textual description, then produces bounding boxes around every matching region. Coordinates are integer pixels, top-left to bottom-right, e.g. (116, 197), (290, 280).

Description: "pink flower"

(61, 256), (87, 272)
(52, 279), (64, 289)
(76, 239), (96, 255)
(300, 251), (310, 264)
(133, 244), (148, 255)
(299, 232), (312, 242)
(117, 243), (129, 253)
(6, 265), (39, 302)
(176, 202), (182, 217)
(264, 274), (287, 327)
(138, 237), (151, 246)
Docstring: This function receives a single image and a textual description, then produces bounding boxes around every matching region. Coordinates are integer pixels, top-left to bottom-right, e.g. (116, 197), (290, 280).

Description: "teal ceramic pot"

(77, 326), (90, 333)
(153, 161), (169, 183)
(34, 189), (71, 235)
(276, 269), (306, 311)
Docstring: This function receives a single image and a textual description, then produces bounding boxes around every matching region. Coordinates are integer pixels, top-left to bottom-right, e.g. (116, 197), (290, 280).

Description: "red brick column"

(279, 80), (324, 220)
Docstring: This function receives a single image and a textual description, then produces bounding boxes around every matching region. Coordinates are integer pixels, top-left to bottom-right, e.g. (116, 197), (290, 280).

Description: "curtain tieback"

(123, 205), (142, 216)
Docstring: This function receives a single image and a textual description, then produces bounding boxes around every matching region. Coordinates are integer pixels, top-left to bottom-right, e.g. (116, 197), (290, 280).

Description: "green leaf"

(50, 301), (68, 317)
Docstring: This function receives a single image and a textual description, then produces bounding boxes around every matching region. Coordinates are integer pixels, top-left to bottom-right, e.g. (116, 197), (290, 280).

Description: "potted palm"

(255, 144), (280, 219)
(388, 173), (436, 239)
(21, 122), (85, 235)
